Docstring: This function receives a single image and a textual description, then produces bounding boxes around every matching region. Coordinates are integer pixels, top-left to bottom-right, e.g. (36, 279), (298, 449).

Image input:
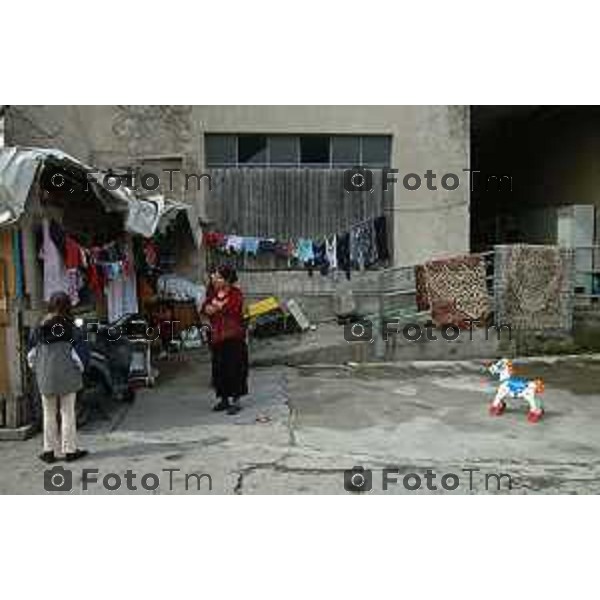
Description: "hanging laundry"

(102, 242), (122, 263)
(225, 235), (244, 254)
(66, 269), (81, 306)
(325, 234), (338, 271)
(373, 216), (390, 262)
(41, 218), (68, 301)
(203, 231), (225, 248)
(350, 221), (378, 270)
(275, 240), (293, 258)
(312, 240), (330, 276)
(87, 263), (104, 299)
(295, 238), (315, 263)
(143, 239), (159, 267)
(105, 244), (139, 322)
(242, 237), (261, 256)
(258, 238), (277, 253)
(336, 231), (351, 280)
(49, 220), (66, 256)
(64, 235), (84, 269)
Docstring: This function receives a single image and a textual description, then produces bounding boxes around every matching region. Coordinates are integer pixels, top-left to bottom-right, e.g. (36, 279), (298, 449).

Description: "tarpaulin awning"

(0, 146), (189, 238)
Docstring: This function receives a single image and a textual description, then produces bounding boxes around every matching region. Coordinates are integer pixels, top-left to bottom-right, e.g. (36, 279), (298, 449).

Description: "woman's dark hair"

(48, 291), (73, 318)
(217, 264), (238, 285)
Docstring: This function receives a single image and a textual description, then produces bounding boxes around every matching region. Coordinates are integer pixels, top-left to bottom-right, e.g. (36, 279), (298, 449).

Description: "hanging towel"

(242, 237), (261, 256)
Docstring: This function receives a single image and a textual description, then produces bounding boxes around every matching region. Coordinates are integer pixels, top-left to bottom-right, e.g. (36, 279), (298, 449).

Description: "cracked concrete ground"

(1, 352), (600, 494)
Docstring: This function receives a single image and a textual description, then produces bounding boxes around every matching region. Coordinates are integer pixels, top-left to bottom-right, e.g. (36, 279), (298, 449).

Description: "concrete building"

(5, 105), (470, 270)
(471, 106), (600, 249)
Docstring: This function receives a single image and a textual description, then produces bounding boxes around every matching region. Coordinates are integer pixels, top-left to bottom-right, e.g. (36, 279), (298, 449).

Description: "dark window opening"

(238, 134), (267, 165)
(362, 136), (391, 167)
(332, 135), (360, 166)
(205, 134), (236, 167)
(205, 134), (391, 168)
(300, 135), (330, 165)
(269, 135), (298, 166)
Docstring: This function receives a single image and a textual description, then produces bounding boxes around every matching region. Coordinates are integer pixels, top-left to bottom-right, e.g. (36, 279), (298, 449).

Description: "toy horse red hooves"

(486, 359), (545, 423)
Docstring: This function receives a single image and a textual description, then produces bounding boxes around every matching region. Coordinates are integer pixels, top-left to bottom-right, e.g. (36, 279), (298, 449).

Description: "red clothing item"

(64, 235), (83, 269)
(143, 240), (158, 266)
(203, 286), (245, 345)
(203, 231), (225, 248)
(87, 264), (104, 298)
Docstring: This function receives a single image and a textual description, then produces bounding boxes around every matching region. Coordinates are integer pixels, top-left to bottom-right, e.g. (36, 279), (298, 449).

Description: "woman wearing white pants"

(28, 292), (89, 463)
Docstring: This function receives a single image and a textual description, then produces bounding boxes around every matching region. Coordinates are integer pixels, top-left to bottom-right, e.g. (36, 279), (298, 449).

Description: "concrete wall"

(6, 105), (470, 270)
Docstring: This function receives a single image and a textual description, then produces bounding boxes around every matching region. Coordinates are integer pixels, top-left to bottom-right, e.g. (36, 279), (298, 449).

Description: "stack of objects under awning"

(414, 254), (492, 329)
(245, 296), (310, 339)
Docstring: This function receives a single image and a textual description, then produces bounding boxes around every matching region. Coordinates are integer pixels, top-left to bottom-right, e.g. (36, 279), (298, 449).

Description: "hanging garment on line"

(336, 232), (351, 280)
(295, 238), (315, 263)
(325, 234), (337, 271)
(373, 216), (390, 262)
(350, 221), (378, 270)
(275, 240), (292, 258)
(87, 263), (104, 299)
(105, 246), (139, 322)
(242, 237), (261, 256)
(203, 231), (225, 249)
(64, 235), (84, 270)
(101, 262), (122, 281)
(41, 218), (68, 302)
(258, 238), (277, 253)
(143, 239), (159, 267)
(66, 269), (81, 306)
(49, 220), (66, 256)
(312, 240), (330, 276)
(225, 235), (244, 253)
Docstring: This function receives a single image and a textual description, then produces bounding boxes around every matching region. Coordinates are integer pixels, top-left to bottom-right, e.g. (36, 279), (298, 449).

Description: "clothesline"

(204, 214), (390, 279)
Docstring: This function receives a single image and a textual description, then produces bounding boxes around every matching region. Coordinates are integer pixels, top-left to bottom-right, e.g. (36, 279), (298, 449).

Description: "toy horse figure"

(486, 359), (545, 423)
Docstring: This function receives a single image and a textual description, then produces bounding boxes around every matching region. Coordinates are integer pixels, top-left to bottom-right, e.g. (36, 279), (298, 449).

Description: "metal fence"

(572, 245), (600, 303)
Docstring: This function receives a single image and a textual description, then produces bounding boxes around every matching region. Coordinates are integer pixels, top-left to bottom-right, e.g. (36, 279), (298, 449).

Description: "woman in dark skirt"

(201, 265), (248, 415)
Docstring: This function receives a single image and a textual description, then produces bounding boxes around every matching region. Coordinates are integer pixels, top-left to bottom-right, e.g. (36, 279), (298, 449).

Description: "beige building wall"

(6, 105), (470, 267)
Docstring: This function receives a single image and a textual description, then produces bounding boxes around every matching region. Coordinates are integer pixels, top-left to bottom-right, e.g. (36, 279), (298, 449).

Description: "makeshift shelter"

(0, 146), (191, 433)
